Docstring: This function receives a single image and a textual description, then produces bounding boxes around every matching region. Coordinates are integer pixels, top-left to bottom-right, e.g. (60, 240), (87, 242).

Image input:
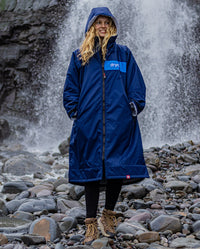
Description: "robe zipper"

(102, 59), (106, 162)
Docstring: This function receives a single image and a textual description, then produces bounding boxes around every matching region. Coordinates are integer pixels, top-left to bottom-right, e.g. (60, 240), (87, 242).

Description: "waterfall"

(26, 0), (199, 151)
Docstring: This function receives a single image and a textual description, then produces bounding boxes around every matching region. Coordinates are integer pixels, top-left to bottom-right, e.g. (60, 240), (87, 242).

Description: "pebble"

(0, 140), (199, 248)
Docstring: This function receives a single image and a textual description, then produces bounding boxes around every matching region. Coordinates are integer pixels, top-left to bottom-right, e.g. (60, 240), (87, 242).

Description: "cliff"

(0, 0), (69, 120)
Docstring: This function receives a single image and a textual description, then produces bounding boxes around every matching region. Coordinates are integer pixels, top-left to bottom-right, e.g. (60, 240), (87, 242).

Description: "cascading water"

(26, 0), (199, 151)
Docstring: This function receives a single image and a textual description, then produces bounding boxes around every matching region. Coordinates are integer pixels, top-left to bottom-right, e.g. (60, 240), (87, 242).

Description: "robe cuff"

(68, 109), (77, 120)
(129, 102), (138, 117)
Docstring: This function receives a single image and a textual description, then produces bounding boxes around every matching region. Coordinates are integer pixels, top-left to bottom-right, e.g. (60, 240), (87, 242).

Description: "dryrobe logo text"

(104, 61), (126, 73)
(110, 63), (120, 69)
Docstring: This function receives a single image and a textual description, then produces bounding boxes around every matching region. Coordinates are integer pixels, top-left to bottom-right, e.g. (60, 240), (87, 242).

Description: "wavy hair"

(79, 18), (117, 65)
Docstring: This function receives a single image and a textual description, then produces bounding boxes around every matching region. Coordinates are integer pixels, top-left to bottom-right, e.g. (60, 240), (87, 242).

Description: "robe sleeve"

(63, 51), (80, 119)
(126, 48), (146, 115)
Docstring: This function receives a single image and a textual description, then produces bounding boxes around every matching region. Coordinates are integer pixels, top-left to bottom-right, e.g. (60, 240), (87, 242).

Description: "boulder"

(0, 217), (31, 233)
(2, 181), (34, 194)
(59, 217), (77, 233)
(170, 237), (200, 248)
(58, 139), (70, 155)
(29, 217), (61, 242)
(164, 180), (192, 193)
(18, 198), (57, 213)
(149, 215), (181, 233)
(21, 234), (46, 246)
(3, 154), (51, 176)
(116, 221), (147, 235)
(121, 185), (146, 199)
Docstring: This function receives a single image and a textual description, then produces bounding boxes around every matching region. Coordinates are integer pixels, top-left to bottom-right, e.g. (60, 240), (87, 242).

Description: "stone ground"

(0, 139), (200, 248)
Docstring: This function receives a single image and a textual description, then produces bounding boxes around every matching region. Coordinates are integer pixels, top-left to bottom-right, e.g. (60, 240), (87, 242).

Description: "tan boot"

(84, 218), (99, 245)
(98, 209), (117, 238)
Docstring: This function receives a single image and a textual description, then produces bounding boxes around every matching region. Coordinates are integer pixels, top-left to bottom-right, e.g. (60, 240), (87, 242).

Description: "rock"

(0, 119), (10, 142)
(51, 213), (67, 222)
(28, 184), (53, 197)
(192, 175), (200, 184)
(2, 181), (34, 194)
(136, 231), (160, 243)
(128, 211), (152, 223)
(164, 180), (193, 193)
(134, 242), (149, 249)
(18, 198), (57, 213)
(121, 185), (146, 199)
(192, 220), (200, 233)
(92, 237), (111, 248)
(0, 199), (8, 215)
(21, 234), (46, 246)
(55, 243), (65, 249)
(144, 153), (160, 167)
(3, 154), (51, 176)
(189, 202), (200, 213)
(12, 211), (34, 221)
(0, 217), (31, 233)
(141, 178), (163, 192)
(6, 199), (28, 214)
(149, 189), (167, 202)
(15, 190), (30, 200)
(180, 154), (198, 163)
(184, 164), (200, 176)
(39, 155), (55, 165)
(0, 233), (8, 245)
(59, 217), (77, 233)
(131, 200), (150, 209)
(57, 198), (82, 213)
(69, 234), (84, 242)
(55, 184), (69, 192)
(29, 217), (61, 242)
(149, 215), (181, 233)
(150, 203), (162, 209)
(66, 207), (86, 224)
(58, 140), (70, 155)
(116, 221), (147, 235)
(53, 177), (69, 190)
(115, 202), (129, 212)
(33, 172), (44, 179)
(0, 1), (68, 119)
(170, 237), (200, 248)
(69, 185), (85, 200)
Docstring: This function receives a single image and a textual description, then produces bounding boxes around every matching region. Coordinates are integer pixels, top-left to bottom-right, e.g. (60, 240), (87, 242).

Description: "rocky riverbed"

(0, 139), (199, 249)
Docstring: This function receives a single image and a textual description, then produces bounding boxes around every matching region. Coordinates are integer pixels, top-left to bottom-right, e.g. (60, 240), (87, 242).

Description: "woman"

(63, 7), (149, 245)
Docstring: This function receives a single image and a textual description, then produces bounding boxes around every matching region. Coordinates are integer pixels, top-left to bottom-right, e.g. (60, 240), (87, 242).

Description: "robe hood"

(85, 7), (118, 34)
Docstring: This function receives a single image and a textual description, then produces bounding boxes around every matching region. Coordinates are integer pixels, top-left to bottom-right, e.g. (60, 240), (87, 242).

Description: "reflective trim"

(104, 61), (126, 73)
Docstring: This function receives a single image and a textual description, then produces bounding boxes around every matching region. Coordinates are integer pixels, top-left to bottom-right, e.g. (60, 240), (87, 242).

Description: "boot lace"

(102, 212), (117, 233)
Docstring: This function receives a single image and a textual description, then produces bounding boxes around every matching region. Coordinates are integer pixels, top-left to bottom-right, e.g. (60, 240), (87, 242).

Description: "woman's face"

(94, 16), (111, 39)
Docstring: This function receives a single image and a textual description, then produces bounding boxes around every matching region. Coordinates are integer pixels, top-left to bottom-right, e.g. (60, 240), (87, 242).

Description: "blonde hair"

(79, 18), (117, 65)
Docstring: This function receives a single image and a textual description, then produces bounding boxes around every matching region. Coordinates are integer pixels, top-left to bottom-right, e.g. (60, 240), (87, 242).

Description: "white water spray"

(26, 0), (199, 151)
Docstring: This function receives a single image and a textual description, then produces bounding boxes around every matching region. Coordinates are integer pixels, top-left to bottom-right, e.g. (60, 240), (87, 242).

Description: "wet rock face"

(0, 0), (69, 120)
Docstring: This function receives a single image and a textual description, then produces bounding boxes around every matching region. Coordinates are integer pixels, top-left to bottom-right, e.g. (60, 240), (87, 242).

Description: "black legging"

(85, 179), (122, 218)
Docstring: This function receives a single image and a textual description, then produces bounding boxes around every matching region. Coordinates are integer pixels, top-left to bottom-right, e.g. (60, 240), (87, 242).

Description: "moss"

(0, 0), (6, 11)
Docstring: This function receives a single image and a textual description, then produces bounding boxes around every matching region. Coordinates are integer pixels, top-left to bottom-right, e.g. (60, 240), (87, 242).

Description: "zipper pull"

(103, 72), (106, 79)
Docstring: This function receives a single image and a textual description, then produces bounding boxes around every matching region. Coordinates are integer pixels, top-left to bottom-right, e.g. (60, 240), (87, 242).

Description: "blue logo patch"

(104, 61), (126, 73)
